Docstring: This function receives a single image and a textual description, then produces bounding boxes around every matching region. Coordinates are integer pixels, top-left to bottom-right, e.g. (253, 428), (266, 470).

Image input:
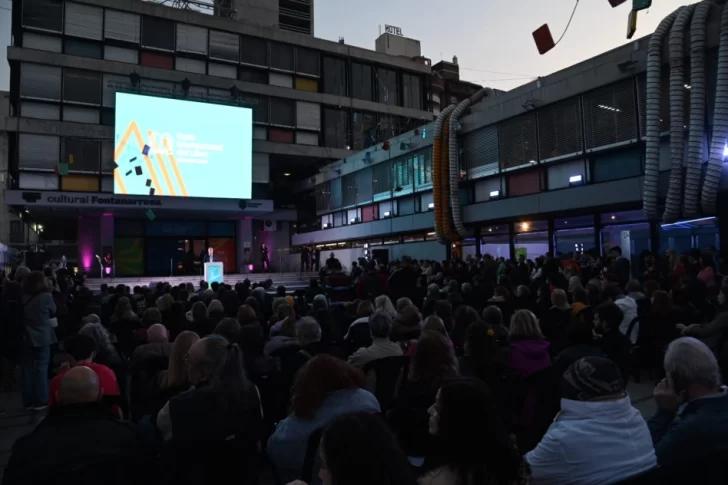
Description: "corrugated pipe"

(664, 5), (694, 223)
(440, 111), (456, 243)
(644, 8), (681, 219)
(683, 1), (711, 219)
(702, 1), (728, 214)
(432, 103), (457, 244)
(449, 88), (495, 238)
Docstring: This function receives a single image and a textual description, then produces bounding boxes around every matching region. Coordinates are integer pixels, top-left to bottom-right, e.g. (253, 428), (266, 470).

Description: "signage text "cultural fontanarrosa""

(47, 195), (162, 206)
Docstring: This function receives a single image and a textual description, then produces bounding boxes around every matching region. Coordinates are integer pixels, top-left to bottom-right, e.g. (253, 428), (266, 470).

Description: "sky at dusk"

(0, 0), (697, 92)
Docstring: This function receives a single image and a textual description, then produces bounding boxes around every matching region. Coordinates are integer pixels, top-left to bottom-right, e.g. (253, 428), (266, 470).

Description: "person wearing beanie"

(526, 356), (657, 485)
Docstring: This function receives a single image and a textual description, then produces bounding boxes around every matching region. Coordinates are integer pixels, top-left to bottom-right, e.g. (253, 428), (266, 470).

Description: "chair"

(363, 356), (408, 413)
(363, 356), (407, 412)
(129, 355), (169, 422)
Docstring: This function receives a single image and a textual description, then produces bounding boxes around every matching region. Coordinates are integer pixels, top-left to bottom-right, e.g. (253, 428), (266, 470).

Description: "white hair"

(374, 295), (396, 319)
(664, 337), (721, 389)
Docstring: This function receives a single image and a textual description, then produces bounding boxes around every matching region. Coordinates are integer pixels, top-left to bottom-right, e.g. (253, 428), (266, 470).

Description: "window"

(378, 115), (397, 143)
(296, 48), (319, 76)
(140, 51), (174, 69)
(63, 38), (102, 59)
(18, 134), (60, 170)
(376, 67), (398, 106)
(23, 32), (62, 52)
(65, 2), (103, 40)
(270, 42), (294, 71)
(270, 98), (294, 126)
(324, 107), (349, 149)
(22, 0), (63, 32)
(323, 57), (347, 97)
(63, 138), (101, 173)
(176, 24), (208, 55)
(392, 157), (413, 190)
(209, 30), (239, 62)
(537, 97), (583, 161)
(402, 73), (422, 110)
(208, 63), (237, 79)
(175, 57), (205, 74)
(352, 111), (376, 150)
(414, 150), (433, 186)
(141, 16), (175, 51)
(63, 106), (99, 123)
(104, 10), (140, 44)
(21, 101), (60, 120)
(239, 67), (268, 84)
(63, 69), (101, 105)
(20, 64), (62, 100)
(240, 35), (268, 66)
(351, 62), (373, 101)
(104, 45), (138, 63)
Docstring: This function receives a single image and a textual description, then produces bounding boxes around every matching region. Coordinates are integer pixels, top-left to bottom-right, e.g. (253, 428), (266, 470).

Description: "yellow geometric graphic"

(114, 120), (189, 197)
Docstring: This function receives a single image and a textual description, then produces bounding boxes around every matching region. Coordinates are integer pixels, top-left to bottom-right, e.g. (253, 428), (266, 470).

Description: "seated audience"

(267, 355), (380, 483)
(482, 305), (509, 348)
(213, 317), (241, 344)
(130, 323), (172, 370)
(526, 357), (656, 484)
(649, 337), (728, 481)
(317, 413), (416, 485)
(49, 335), (120, 408)
(389, 331), (457, 460)
(507, 310), (552, 378)
(423, 378), (529, 485)
(156, 335), (262, 443)
(152, 330), (200, 417)
(265, 316), (299, 356)
(4, 367), (150, 485)
(348, 310), (403, 368)
(593, 302), (632, 383)
(553, 320), (603, 378)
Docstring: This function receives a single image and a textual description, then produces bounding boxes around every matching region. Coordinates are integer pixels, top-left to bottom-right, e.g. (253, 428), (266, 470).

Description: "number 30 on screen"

(148, 131), (174, 155)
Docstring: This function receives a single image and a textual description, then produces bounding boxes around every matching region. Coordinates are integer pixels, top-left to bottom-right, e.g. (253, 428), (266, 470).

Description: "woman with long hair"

(267, 355), (380, 484)
(389, 331), (458, 460)
(375, 294), (397, 319)
(318, 413), (416, 485)
(423, 378), (529, 485)
(159, 331), (200, 391)
(20, 271), (57, 410)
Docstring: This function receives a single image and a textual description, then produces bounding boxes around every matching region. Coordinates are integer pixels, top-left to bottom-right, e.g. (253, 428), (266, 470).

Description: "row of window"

(315, 148), (433, 212)
(315, 145), (645, 214)
(18, 62), (418, 150)
(316, 69), (695, 199)
(318, 191), (435, 229)
(20, 0), (427, 109)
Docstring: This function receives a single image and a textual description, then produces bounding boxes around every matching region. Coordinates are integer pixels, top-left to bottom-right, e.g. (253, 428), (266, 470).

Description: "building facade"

(291, 20), (727, 271)
(2, 0), (432, 275)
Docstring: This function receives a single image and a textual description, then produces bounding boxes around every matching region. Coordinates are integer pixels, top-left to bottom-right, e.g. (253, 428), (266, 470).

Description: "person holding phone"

(648, 337), (728, 482)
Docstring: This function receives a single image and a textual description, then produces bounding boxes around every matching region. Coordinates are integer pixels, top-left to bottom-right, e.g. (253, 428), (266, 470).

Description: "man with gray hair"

(648, 337), (728, 479)
(348, 310), (403, 368)
(130, 323), (172, 370)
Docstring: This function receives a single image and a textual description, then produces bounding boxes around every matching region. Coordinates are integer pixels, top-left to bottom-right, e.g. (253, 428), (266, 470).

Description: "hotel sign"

(385, 25), (403, 36)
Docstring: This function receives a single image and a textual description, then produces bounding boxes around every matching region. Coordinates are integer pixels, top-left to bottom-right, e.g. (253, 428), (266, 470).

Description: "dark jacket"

(3, 403), (152, 485)
(648, 391), (728, 484)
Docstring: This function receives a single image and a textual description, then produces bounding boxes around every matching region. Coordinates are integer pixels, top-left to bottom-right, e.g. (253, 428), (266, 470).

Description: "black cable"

(554, 0), (581, 46)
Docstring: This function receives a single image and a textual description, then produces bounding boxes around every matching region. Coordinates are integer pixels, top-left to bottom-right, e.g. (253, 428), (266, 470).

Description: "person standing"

(300, 246), (310, 272)
(260, 243), (270, 272)
(203, 247), (215, 263)
(312, 247), (320, 272)
(20, 271), (57, 411)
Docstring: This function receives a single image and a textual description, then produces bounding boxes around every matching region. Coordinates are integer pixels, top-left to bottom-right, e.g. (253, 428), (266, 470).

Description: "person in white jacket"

(604, 283), (639, 344)
(526, 356), (656, 485)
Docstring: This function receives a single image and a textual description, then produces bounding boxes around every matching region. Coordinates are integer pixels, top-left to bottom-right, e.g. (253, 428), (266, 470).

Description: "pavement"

(0, 374), (660, 482)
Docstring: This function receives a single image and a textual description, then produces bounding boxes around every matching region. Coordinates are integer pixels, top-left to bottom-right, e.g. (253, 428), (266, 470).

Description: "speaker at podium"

(204, 262), (224, 284)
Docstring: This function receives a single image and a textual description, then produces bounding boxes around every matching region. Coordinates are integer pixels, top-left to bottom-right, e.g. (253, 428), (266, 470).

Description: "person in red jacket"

(356, 260), (391, 299)
(49, 335), (120, 409)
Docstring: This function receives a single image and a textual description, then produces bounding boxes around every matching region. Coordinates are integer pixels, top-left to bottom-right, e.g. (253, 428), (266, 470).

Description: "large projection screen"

(114, 92), (252, 199)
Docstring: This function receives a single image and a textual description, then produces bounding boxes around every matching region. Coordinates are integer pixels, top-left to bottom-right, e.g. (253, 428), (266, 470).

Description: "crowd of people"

(0, 244), (726, 485)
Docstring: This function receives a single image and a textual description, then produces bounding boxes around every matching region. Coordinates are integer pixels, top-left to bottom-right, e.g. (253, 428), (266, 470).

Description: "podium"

(204, 262), (224, 284)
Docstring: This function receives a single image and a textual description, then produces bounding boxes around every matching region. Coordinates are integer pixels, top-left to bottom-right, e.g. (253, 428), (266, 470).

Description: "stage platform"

(84, 271), (319, 292)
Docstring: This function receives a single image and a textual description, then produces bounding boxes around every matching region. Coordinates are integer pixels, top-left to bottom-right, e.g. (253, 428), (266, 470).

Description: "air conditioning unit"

(263, 220), (277, 232)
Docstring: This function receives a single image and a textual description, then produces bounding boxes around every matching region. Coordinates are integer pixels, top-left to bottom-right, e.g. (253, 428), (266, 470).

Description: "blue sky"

(0, 0), (695, 92)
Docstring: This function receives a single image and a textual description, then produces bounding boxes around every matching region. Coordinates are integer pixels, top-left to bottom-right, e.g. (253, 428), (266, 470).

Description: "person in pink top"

(697, 253), (717, 288)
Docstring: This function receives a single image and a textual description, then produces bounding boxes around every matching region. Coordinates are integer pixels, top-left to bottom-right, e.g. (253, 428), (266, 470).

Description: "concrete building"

(375, 26), (421, 59)
(2, 0), (431, 275)
(291, 16), (727, 271)
(430, 58), (484, 116)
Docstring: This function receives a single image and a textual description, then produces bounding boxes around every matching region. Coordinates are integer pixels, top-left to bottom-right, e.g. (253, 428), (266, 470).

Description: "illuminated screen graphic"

(114, 93), (252, 199)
